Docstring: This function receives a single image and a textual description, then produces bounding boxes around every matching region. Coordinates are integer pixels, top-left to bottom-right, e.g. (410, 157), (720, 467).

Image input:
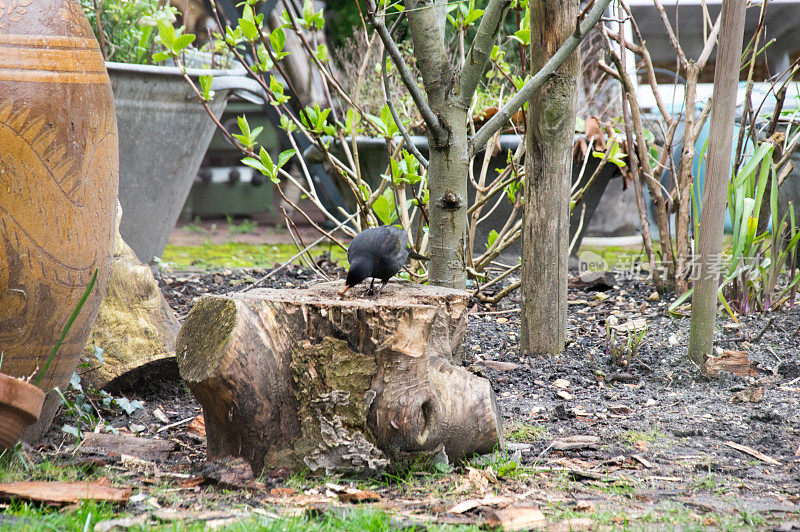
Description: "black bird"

(339, 226), (428, 297)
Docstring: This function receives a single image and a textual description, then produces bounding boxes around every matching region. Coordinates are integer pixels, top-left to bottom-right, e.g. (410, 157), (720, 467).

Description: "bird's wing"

(379, 227), (407, 264)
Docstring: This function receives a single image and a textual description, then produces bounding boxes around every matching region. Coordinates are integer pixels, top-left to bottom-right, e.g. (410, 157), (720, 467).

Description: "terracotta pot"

(0, 0), (119, 440)
(0, 373), (45, 451)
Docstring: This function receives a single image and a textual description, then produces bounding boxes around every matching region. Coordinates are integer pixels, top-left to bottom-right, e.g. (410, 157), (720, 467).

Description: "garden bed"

(2, 261), (799, 530)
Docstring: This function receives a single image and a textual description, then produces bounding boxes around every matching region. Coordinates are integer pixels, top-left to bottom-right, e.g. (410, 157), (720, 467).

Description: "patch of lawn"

(620, 425), (665, 448)
(0, 502), (479, 531)
(504, 421), (548, 443)
(160, 242), (347, 271)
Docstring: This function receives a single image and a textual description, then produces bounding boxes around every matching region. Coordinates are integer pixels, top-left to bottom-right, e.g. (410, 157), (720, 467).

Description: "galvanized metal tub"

(107, 61), (260, 264)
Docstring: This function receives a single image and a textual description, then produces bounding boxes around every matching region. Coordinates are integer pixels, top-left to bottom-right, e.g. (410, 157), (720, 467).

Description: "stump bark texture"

(176, 282), (501, 476)
(81, 215), (180, 390)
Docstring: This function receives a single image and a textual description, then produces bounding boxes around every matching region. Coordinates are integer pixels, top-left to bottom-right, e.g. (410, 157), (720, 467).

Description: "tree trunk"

(688, 0), (747, 369)
(175, 282), (501, 476)
(405, 0), (469, 289)
(427, 107), (470, 289)
(521, 0), (579, 355)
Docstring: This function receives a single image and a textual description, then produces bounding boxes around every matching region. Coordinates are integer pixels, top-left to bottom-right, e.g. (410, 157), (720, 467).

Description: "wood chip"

(482, 506), (546, 531)
(156, 416), (197, 433)
(0, 480), (131, 505)
(448, 499), (482, 514)
(610, 318), (646, 333)
(704, 350), (755, 377)
(152, 408), (170, 424)
(202, 457), (257, 490)
(186, 416), (206, 438)
(632, 454), (654, 468)
(337, 488), (381, 504)
(269, 487), (296, 496)
(551, 435), (600, 451)
(648, 476), (682, 482)
(79, 433), (175, 463)
(154, 510), (247, 523)
(552, 379), (570, 389)
(556, 390), (574, 401)
(607, 404), (632, 415)
(724, 441), (781, 466)
(731, 386), (763, 403)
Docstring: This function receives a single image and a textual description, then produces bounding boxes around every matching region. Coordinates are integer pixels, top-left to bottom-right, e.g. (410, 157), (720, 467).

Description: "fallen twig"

(724, 441), (781, 466)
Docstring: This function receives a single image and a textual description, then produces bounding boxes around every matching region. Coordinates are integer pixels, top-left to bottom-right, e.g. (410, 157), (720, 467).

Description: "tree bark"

(688, 0), (747, 369)
(405, 0), (470, 289)
(175, 282), (501, 476)
(521, 0), (579, 355)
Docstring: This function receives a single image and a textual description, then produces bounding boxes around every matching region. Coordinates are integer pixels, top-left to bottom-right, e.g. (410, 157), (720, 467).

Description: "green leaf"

(270, 26), (286, 53)
(152, 51), (171, 62)
(464, 8), (484, 25)
(277, 149), (296, 168)
(259, 147), (277, 181)
(242, 157), (268, 175)
(373, 187), (398, 224)
(173, 33), (195, 52)
(199, 75), (215, 101)
(156, 19), (176, 49)
(93, 346), (104, 365)
(511, 29), (530, 46)
(115, 397), (145, 416)
(344, 108), (359, 134)
(486, 230), (499, 250)
(315, 43), (328, 62)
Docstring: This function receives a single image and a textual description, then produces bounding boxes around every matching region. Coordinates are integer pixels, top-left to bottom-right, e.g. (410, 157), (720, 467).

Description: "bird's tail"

(407, 248), (429, 261)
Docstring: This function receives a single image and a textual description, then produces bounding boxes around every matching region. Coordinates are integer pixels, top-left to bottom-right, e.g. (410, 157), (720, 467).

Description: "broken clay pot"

(0, 374), (45, 451)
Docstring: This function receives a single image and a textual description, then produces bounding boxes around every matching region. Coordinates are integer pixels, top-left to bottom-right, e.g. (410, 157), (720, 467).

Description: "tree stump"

(175, 282), (502, 476)
(81, 212), (180, 390)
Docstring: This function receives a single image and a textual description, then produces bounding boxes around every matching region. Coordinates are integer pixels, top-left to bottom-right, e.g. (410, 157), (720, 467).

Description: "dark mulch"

(34, 262), (800, 525)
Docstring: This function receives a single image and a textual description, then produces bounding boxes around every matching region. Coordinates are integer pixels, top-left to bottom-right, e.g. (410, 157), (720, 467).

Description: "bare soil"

(28, 262), (800, 530)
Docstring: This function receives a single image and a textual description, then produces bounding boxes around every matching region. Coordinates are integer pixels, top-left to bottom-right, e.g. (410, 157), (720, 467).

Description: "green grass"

(504, 421), (548, 443)
(620, 425), (665, 448)
(0, 449), (107, 483)
(157, 241), (648, 273)
(159, 242), (347, 271)
(0, 502), (480, 531)
(227, 216), (259, 235)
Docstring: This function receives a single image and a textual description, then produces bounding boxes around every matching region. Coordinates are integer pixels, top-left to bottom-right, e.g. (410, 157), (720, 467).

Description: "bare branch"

(364, 0), (446, 140)
(696, 12), (722, 68)
(469, 0), (613, 155)
(382, 15), (429, 168)
(652, 0), (687, 68)
(457, 0), (512, 109)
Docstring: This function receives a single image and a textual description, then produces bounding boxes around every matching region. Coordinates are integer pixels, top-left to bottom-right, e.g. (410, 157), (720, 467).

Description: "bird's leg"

(365, 277), (376, 296)
(374, 280), (389, 297)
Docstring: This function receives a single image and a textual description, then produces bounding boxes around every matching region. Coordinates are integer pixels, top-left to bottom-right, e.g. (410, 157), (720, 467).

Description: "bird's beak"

(338, 285), (350, 296)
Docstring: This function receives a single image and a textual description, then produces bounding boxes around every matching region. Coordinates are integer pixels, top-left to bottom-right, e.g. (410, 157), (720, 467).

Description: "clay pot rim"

(0, 373), (46, 422)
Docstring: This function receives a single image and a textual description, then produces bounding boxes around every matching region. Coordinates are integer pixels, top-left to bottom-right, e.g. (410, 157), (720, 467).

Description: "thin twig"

(242, 212), (359, 292)
(365, 0), (445, 141)
(751, 316), (776, 344)
(382, 14), (429, 168)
